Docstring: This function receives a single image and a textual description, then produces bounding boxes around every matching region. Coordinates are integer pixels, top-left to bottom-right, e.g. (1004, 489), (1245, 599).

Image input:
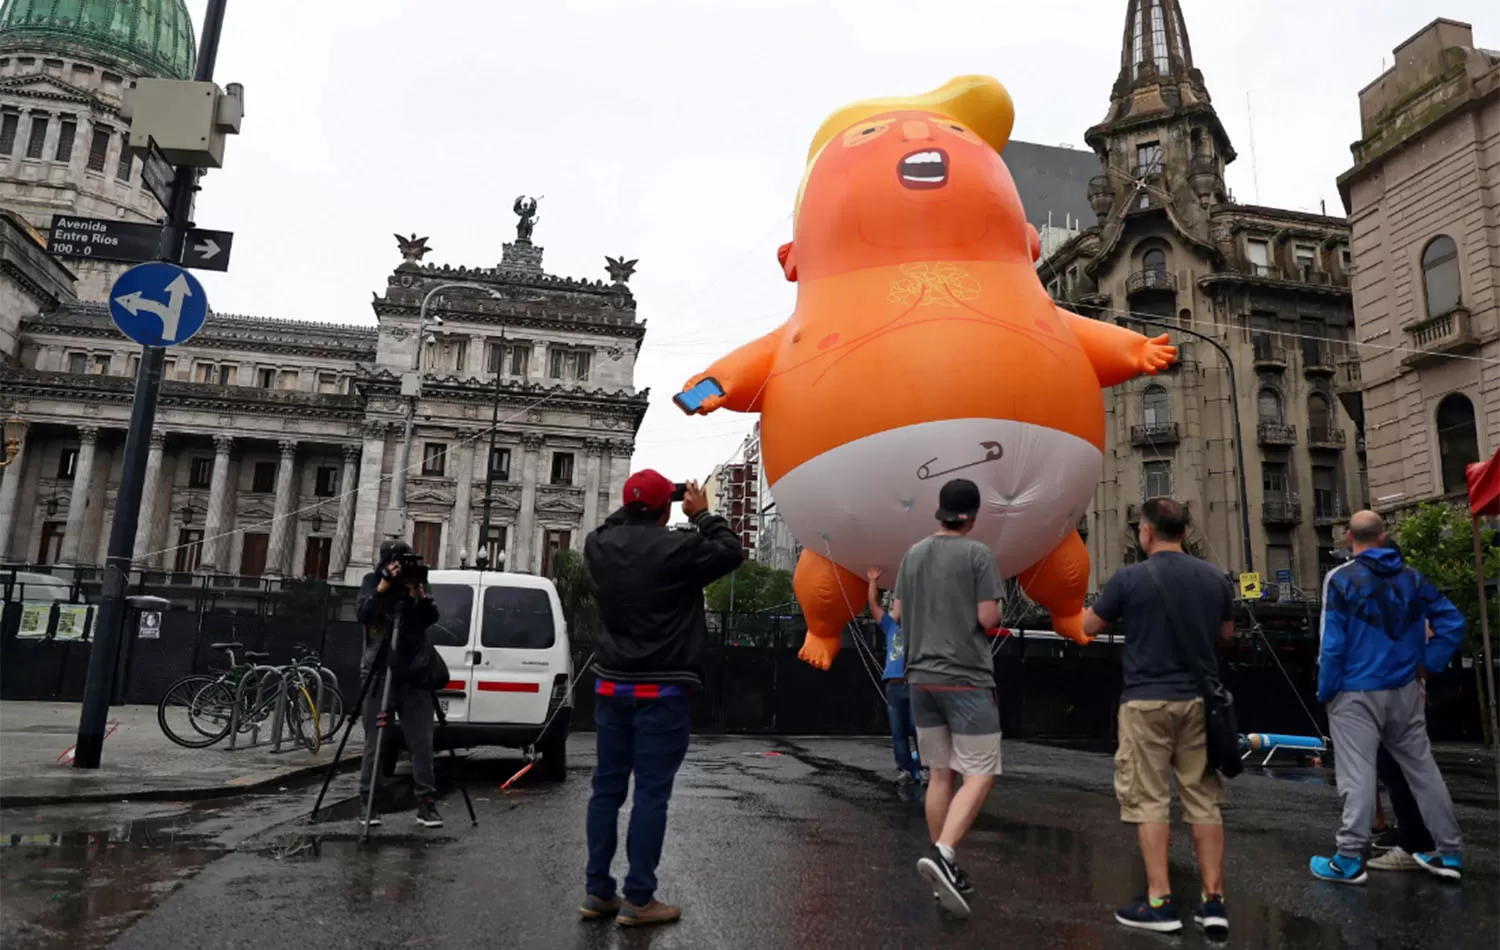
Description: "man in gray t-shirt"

(892, 478), (1004, 918)
(897, 535), (1004, 688)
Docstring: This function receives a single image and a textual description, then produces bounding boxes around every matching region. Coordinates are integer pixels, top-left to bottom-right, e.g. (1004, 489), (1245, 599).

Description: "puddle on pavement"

(0, 813), (229, 950)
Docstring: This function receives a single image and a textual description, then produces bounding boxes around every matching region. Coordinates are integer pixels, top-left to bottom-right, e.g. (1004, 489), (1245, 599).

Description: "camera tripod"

(310, 611), (477, 842)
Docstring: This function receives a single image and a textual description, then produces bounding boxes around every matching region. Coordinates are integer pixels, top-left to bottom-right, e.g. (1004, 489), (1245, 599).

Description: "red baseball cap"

(623, 469), (673, 511)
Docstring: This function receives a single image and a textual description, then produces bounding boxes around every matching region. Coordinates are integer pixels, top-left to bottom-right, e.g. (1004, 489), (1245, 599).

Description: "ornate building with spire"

(1041, 0), (1364, 596)
(0, 2), (648, 584)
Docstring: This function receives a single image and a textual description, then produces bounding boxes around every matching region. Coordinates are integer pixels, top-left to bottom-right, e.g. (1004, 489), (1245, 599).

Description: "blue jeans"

(586, 694), (692, 906)
(886, 680), (920, 775)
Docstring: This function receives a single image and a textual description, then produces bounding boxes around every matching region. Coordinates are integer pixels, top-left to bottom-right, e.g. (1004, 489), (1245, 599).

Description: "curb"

(0, 755), (361, 808)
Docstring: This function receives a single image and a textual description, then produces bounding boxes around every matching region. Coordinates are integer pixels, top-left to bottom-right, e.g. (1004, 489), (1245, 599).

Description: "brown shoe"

(617, 900), (681, 927)
(578, 894), (622, 919)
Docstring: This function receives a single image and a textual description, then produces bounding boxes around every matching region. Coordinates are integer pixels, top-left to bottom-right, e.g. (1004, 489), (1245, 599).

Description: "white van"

(412, 569), (574, 781)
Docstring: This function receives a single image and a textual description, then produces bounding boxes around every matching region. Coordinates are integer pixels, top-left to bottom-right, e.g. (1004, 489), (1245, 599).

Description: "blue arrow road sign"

(107, 262), (209, 347)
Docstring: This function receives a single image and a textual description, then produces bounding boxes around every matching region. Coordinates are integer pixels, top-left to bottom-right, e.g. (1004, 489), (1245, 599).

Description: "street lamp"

(1, 415), (28, 467)
(1117, 316), (1255, 575)
(477, 323), (512, 569)
(384, 281), (506, 539)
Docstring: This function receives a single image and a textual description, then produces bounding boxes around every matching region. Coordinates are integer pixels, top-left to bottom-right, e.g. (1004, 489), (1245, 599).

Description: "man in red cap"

(577, 469), (743, 927)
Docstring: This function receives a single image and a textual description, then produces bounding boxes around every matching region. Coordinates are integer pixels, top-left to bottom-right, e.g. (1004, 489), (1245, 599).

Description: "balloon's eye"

(842, 121), (893, 148)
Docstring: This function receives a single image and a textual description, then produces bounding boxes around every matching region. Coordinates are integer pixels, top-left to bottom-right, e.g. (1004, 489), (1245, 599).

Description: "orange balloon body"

(683, 79), (1174, 669)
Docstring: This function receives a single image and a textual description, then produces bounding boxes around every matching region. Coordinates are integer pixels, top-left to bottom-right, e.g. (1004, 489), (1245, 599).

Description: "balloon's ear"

(777, 242), (798, 282)
(1026, 224), (1041, 264)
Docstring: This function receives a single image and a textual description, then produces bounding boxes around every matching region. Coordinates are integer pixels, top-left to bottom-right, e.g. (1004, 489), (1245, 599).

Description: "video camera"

(382, 550), (429, 587)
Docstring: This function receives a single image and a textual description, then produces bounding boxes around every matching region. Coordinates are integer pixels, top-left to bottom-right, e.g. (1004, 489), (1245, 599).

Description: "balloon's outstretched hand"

(1138, 334), (1177, 375)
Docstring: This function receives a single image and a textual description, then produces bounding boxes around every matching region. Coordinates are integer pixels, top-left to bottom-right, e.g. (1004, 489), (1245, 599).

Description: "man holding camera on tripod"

(356, 539), (444, 828)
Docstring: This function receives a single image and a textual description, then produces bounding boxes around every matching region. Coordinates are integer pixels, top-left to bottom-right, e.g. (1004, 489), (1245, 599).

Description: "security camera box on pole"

(121, 79), (244, 168)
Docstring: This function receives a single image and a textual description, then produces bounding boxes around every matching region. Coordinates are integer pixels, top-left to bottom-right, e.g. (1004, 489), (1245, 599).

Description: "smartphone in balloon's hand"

(674, 378), (725, 414)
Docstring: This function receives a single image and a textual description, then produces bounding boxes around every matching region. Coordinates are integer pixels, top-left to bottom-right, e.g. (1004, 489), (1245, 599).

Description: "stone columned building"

(0, 224), (649, 584)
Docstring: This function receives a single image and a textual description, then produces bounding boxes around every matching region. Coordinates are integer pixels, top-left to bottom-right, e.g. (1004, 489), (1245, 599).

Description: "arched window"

(1421, 236), (1461, 317)
(1436, 393), (1480, 495)
(1143, 385), (1170, 426)
(1143, 248), (1167, 276)
(1258, 388), (1283, 425)
(1307, 393), (1332, 431)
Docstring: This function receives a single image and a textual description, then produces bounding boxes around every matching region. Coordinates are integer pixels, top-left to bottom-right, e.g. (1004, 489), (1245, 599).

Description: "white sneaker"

(1367, 847), (1421, 872)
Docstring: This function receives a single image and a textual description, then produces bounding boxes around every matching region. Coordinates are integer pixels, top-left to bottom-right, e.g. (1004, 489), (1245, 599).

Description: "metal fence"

(1, 566), (366, 706)
(2, 566), (1485, 742)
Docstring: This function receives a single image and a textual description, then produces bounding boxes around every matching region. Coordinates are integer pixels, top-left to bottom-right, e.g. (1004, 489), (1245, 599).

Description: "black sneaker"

(1115, 895), (1182, 933)
(1194, 893), (1228, 938)
(916, 848), (971, 918)
(415, 799), (443, 828)
(1370, 827), (1400, 852)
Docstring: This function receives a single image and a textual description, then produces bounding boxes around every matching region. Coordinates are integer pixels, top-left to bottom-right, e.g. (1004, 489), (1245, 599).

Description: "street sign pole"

(74, 0), (230, 770)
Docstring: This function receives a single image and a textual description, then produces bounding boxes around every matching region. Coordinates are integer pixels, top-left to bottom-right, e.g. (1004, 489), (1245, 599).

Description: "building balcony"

(1131, 421), (1180, 446)
(1402, 307), (1478, 367)
(1314, 499), (1352, 527)
(1262, 493), (1303, 525)
(1088, 175), (1115, 219)
(1307, 426), (1346, 451)
(1125, 269), (1177, 298)
(1197, 262), (1350, 296)
(1253, 338), (1288, 370)
(1290, 265), (1335, 287)
(1302, 346), (1336, 376)
(1257, 422), (1298, 447)
(1335, 359), (1362, 391)
(1187, 157), (1224, 202)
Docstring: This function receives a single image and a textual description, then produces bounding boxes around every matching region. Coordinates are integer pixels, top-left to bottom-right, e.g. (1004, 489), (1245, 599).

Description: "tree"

(549, 548), (598, 638)
(1391, 502), (1499, 648)
(705, 560), (796, 614)
(1393, 502), (1500, 747)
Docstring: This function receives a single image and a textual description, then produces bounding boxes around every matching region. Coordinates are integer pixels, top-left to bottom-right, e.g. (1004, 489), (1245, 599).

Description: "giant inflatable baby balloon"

(679, 76), (1176, 669)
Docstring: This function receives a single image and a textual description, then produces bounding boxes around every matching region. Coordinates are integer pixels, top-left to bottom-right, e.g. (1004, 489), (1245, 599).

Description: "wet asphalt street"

(1, 735), (1495, 950)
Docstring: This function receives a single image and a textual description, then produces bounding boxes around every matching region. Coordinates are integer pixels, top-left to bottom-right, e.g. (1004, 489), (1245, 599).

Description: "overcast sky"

(185, 0), (1492, 483)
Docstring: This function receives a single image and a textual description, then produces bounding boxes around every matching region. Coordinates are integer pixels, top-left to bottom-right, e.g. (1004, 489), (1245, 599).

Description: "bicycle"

(288, 651), (344, 742)
(157, 642), (268, 749)
(157, 644), (337, 753)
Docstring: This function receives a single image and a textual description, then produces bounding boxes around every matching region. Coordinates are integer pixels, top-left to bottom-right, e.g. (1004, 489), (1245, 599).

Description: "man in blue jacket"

(867, 567), (923, 784)
(1310, 510), (1466, 884)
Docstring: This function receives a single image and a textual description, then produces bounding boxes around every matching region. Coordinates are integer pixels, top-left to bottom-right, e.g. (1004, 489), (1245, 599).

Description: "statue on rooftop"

(605, 255), (638, 286)
(513, 196), (540, 243)
(394, 233), (431, 265)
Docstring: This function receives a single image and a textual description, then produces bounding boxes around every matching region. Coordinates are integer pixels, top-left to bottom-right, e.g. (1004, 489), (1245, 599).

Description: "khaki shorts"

(1114, 699), (1224, 825)
(912, 685), (1003, 776)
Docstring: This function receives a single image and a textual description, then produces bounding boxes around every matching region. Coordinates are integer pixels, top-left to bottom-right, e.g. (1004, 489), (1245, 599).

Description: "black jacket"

(585, 508), (743, 686)
(356, 571), (441, 678)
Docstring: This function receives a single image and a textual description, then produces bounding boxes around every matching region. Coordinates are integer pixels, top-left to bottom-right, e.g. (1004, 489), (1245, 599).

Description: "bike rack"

(228, 664), (281, 751)
(216, 658), (340, 755)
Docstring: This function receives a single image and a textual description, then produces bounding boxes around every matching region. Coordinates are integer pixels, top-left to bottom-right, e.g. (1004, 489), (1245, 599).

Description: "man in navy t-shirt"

(868, 567), (923, 784)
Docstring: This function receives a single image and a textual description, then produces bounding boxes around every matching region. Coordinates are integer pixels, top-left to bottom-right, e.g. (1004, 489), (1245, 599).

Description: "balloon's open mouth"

(898, 149), (948, 189)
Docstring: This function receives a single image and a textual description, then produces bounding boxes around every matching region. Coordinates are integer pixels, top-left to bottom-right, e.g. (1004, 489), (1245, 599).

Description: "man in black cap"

(892, 477), (1004, 917)
(355, 539), (442, 828)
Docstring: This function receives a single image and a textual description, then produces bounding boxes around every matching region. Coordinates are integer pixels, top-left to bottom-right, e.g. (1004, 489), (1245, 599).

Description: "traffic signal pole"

(74, 0), (231, 769)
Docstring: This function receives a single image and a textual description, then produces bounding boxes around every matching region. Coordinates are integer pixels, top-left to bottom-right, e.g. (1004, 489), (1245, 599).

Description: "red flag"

(1466, 448), (1500, 518)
